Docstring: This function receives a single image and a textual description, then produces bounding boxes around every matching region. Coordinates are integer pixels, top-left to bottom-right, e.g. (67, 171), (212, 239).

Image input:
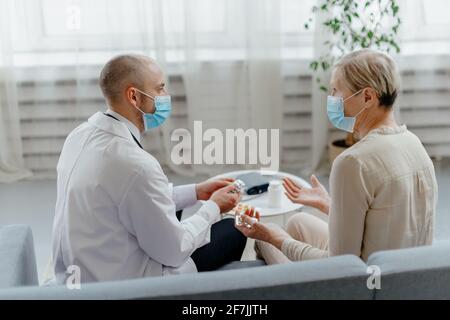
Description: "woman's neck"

(356, 108), (398, 138)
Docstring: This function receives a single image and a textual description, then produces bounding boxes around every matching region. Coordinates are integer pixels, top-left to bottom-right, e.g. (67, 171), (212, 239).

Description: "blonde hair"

(334, 49), (401, 108)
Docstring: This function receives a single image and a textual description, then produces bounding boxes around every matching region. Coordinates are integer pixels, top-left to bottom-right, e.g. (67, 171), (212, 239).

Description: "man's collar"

(106, 109), (141, 142)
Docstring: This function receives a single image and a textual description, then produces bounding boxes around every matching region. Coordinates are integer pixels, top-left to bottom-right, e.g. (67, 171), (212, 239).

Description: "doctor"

(51, 54), (246, 284)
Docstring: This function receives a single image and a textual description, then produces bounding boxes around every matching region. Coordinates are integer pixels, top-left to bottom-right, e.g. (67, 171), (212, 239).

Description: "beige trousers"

(255, 212), (329, 264)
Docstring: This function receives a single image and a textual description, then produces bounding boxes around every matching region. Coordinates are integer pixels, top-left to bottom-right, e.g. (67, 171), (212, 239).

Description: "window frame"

(12, 0), (450, 65)
(13, 0), (315, 53)
(400, 0), (450, 42)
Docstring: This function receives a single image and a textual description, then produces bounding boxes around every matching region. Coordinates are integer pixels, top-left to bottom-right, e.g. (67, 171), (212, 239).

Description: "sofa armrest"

(0, 225), (38, 288)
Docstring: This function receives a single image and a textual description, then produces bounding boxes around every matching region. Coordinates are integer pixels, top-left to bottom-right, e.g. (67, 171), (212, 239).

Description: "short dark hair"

(99, 54), (150, 103)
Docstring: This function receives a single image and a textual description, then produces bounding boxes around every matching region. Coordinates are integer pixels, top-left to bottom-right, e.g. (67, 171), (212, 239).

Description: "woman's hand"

(283, 175), (331, 215)
(235, 208), (291, 250)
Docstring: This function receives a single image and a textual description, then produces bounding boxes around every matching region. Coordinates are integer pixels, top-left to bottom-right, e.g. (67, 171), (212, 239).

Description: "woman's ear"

(363, 87), (377, 108)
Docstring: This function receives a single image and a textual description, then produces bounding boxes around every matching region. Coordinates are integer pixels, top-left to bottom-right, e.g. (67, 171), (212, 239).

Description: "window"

(12, 0), (316, 51)
(281, 0), (316, 34)
(400, 0), (450, 54)
(10, 0), (450, 66)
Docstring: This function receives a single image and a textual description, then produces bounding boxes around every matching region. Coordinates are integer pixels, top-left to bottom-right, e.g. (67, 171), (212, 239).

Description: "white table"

(212, 170), (311, 225)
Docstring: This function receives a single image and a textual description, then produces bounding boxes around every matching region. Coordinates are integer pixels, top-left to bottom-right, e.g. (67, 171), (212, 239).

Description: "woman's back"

(329, 125), (437, 261)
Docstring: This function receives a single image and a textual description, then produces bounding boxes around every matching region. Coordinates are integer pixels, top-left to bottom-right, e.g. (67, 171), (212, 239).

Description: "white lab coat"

(51, 111), (220, 284)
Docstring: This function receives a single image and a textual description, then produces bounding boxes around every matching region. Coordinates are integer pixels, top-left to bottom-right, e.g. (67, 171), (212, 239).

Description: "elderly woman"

(237, 49), (438, 264)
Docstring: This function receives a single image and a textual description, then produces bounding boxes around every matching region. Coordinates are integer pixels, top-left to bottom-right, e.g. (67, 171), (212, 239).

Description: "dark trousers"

(176, 210), (247, 272)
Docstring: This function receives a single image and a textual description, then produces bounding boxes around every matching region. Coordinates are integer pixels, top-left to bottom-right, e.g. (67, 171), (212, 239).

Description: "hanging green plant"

(305, 0), (402, 92)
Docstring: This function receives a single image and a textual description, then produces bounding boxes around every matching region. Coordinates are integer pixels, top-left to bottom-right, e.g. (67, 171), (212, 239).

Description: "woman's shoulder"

(331, 143), (383, 189)
(334, 125), (431, 178)
(332, 149), (365, 175)
(342, 125), (411, 158)
(332, 130), (396, 174)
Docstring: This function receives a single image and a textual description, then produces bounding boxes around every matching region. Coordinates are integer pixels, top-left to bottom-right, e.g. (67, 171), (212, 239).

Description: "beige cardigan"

(282, 125), (438, 262)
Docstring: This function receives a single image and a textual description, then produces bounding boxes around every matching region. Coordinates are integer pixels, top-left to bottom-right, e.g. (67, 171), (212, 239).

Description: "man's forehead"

(146, 59), (161, 73)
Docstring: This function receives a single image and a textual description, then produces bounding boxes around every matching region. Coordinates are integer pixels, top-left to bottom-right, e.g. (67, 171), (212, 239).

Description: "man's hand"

(196, 177), (235, 201)
(210, 184), (241, 214)
(283, 175), (331, 215)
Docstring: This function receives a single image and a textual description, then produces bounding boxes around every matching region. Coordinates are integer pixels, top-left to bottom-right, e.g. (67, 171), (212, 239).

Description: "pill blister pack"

(229, 203), (259, 228)
(229, 179), (246, 194)
(224, 179), (259, 228)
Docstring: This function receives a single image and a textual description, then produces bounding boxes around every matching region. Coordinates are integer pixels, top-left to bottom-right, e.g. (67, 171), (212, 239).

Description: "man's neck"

(107, 108), (142, 141)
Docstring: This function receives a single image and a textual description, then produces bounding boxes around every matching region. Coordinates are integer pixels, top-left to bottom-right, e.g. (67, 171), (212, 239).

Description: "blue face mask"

(327, 89), (365, 133)
(134, 89), (172, 131)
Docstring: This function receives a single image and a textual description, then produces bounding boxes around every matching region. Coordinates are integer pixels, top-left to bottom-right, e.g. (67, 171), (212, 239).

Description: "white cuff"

(201, 200), (221, 224)
(172, 184), (198, 211)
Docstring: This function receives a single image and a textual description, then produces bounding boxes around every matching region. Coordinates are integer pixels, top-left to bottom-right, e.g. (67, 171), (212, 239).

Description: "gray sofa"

(1, 224), (449, 300)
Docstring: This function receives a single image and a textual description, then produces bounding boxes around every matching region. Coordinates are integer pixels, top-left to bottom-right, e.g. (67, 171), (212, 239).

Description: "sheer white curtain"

(310, 7), (332, 173)
(0, 0), (32, 183)
(7, 0), (283, 178)
(182, 0), (283, 176)
(395, 0), (450, 161)
(10, 0), (173, 179)
(5, 0), (449, 180)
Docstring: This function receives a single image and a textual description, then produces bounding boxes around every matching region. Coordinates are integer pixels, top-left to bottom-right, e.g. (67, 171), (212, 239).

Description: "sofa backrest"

(4, 223), (450, 300)
(0, 225), (39, 289)
(0, 255), (372, 300)
(368, 240), (450, 300)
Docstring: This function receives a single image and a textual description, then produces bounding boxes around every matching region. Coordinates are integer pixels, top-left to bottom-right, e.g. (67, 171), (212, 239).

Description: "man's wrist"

(173, 184), (198, 210)
(195, 184), (200, 200)
(205, 200), (222, 223)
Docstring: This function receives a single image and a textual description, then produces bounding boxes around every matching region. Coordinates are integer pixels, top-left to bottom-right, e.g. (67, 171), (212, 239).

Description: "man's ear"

(125, 87), (138, 106)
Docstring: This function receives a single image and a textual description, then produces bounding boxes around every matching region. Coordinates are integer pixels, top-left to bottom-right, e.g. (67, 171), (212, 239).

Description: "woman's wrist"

(320, 197), (331, 215)
(267, 230), (289, 250)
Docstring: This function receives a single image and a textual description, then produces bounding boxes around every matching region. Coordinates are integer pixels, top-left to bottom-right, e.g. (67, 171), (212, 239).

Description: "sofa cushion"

(218, 259), (266, 271)
(368, 240), (450, 299)
(0, 255), (372, 300)
(0, 225), (38, 288)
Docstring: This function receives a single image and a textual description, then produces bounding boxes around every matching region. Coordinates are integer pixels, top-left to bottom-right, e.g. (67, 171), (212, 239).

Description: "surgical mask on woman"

(133, 88), (172, 131)
(327, 89), (366, 133)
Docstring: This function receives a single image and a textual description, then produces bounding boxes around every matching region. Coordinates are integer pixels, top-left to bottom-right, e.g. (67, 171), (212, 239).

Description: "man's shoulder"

(65, 121), (91, 140)
(105, 137), (164, 176)
(62, 119), (164, 177)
